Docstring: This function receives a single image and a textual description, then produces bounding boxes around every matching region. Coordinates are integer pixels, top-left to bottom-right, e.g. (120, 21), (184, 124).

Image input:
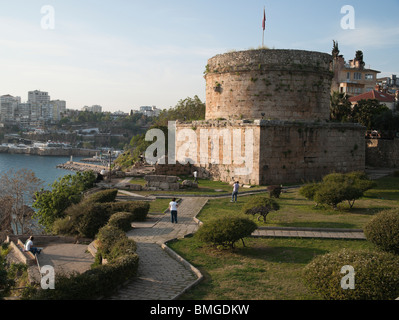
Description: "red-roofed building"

(348, 89), (396, 110)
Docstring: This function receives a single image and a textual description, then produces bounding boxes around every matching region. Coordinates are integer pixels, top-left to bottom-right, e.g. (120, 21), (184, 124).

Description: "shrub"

(267, 185), (282, 198)
(96, 225), (127, 258)
(110, 201), (150, 222)
(52, 216), (77, 236)
(76, 203), (113, 239)
(56, 200), (150, 238)
(196, 216), (257, 249)
(84, 189), (118, 203)
(364, 208), (399, 254)
(241, 196), (280, 222)
(308, 172), (375, 209)
(108, 212), (134, 232)
(30, 253), (139, 300)
(303, 249), (399, 300)
(299, 182), (319, 201)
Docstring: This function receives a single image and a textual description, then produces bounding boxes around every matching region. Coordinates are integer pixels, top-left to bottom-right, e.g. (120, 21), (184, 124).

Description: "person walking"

(193, 170), (198, 183)
(231, 181), (240, 202)
(169, 198), (179, 223)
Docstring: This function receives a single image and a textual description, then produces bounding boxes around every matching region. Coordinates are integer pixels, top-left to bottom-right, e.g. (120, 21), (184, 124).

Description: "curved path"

(108, 197), (208, 300)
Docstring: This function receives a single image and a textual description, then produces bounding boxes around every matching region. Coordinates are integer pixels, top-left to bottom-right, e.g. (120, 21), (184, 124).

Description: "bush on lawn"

(299, 182), (319, 201)
(241, 196), (280, 222)
(196, 216), (257, 249)
(303, 249), (399, 300)
(364, 208), (399, 255)
(267, 185), (282, 198)
(300, 171), (375, 209)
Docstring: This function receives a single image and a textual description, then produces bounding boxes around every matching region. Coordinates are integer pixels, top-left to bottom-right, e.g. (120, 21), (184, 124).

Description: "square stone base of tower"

(175, 120), (365, 186)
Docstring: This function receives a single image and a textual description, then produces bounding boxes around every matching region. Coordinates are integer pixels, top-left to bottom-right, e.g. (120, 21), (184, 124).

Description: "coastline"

(0, 145), (99, 157)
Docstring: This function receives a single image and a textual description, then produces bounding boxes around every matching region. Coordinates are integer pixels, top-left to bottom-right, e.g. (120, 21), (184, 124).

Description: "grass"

(148, 198), (171, 214)
(127, 176), (266, 196)
(166, 175), (399, 300)
(169, 237), (376, 300)
(197, 176), (399, 230)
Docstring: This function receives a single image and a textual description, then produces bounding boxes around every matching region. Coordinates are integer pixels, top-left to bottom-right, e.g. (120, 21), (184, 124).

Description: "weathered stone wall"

(144, 175), (180, 191)
(258, 121), (365, 184)
(175, 120), (261, 185)
(205, 49), (333, 121)
(366, 139), (399, 168)
(175, 120), (365, 185)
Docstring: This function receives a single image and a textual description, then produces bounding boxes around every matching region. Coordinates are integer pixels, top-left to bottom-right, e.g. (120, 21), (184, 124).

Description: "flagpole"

(262, 6), (266, 48)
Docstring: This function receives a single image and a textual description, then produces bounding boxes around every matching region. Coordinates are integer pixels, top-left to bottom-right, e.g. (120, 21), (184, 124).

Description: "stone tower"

(174, 49), (365, 185)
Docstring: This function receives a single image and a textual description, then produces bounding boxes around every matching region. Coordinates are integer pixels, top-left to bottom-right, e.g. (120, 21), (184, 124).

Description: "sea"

(0, 153), (82, 190)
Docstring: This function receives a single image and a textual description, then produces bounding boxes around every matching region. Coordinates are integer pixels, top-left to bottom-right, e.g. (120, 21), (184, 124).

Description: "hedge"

(30, 253), (139, 300)
(55, 200), (150, 238)
(84, 189), (119, 203)
(302, 249), (399, 300)
(364, 208), (399, 255)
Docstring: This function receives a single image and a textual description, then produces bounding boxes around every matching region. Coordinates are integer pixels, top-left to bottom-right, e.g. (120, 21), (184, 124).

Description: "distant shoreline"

(0, 145), (99, 157)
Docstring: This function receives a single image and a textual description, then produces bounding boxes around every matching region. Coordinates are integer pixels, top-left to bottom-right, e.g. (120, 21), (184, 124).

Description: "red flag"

(262, 8), (266, 31)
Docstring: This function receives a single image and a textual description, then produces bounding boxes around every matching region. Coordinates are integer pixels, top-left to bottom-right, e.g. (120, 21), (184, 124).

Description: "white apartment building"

(82, 105), (102, 113)
(0, 95), (21, 122)
(28, 90), (50, 105)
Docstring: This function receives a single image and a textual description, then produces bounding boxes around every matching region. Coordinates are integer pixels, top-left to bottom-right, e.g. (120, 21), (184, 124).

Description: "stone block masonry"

(175, 120), (365, 185)
(171, 48), (366, 186)
(205, 49), (333, 121)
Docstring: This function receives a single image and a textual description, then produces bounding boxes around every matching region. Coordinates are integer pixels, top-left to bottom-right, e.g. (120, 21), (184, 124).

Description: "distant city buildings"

(82, 105), (102, 113)
(131, 106), (161, 117)
(0, 90), (66, 127)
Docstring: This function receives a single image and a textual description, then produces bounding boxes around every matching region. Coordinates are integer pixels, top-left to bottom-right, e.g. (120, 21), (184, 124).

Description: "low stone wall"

(366, 138), (399, 168)
(144, 175), (180, 191)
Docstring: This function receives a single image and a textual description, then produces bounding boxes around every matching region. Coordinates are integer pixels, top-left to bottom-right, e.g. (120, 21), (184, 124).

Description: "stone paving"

(108, 197), (208, 300)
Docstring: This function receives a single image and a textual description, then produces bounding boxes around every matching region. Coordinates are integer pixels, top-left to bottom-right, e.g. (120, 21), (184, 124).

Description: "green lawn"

(128, 177), (266, 196)
(167, 175), (399, 300)
(197, 176), (399, 230)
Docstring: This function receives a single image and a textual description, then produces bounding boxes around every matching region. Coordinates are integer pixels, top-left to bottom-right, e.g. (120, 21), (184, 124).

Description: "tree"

(330, 91), (352, 122)
(242, 197), (280, 222)
(332, 40), (340, 59)
(33, 171), (96, 232)
(305, 172), (375, 209)
(355, 50), (365, 69)
(0, 169), (43, 236)
(154, 95), (206, 127)
(351, 99), (389, 130)
(114, 95), (205, 170)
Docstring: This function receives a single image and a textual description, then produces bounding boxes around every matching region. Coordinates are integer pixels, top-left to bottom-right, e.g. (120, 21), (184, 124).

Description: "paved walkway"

(109, 197), (208, 300)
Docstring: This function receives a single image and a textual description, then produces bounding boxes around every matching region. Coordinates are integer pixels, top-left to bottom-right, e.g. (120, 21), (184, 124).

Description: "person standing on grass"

(193, 170), (198, 183)
(169, 198), (178, 223)
(231, 181), (240, 202)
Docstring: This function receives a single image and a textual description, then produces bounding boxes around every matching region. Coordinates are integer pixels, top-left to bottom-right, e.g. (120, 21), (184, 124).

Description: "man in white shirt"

(24, 236), (41, 255)
(169, 198), (178, 224)
(193, 170), (198, 183)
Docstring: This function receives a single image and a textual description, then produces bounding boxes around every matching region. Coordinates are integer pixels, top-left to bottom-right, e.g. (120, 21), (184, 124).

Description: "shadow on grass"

(236, 245), (328, 264)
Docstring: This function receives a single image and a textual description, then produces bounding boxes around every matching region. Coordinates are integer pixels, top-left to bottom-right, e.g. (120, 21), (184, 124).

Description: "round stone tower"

(204, 49), (333, 121)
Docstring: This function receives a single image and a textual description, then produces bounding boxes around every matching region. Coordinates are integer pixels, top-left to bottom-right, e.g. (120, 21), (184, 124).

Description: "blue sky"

(0, 0), (398, 112)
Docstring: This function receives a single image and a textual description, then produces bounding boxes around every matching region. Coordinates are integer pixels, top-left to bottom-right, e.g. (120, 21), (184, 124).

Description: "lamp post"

(108, 150), (112, 182)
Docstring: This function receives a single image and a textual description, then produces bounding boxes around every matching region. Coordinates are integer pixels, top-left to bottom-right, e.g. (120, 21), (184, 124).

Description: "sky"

(0, 0), (398, 113)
